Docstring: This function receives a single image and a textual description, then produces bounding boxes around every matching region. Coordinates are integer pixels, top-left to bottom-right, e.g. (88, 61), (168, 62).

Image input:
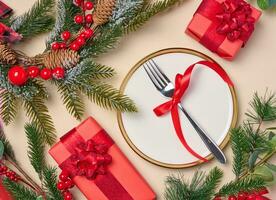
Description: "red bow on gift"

(65, 139), (112, 180)
(154, 61), (234, 162)
(216, 0), (255, 41)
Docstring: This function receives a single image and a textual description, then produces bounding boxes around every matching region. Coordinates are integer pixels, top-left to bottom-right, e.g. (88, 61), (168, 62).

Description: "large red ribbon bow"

(62, 139), (112, 180)
(216, 0), (255, 42)
(153, 61), (234, 161)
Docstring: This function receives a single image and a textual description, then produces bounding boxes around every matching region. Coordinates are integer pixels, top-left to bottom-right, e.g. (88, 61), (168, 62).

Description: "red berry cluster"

(213, 188), (269, 200)
(0, 164), (20, 182)
(51, 0), (94, 52)
(57, 171), (75, 200)
(8, 65), (65, 86)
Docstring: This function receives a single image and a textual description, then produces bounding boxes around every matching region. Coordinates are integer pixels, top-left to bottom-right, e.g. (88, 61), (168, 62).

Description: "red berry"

(85, 14), (93, 24)
(228, 195), (237, 200)
(51, 42), (60, 50)
(5, 171), (12, 177)
(40, 68), (52, 80)
(57, 181), (66, 190)
(79, 32), (86, 38)
(246, 194), (255, 200)
(76, 37), (85, 46)
(59, 171), (69, 181)
(237, 192), (248, 200)
(60, 42), (67, 49)
(63, 191), (73, 200)
(70, 42), (80, 51)
(73, 0), (83, 6)
(84, 1), (94, 10)
(74, 15), (83, 24)
(8, 66), (28, 86)
(27, 66), (40, 78)
(84, 28), (94, 39)
(61, 31), (71, 41)
(64, 179), (74, 189)
(52, 67), (65, 79)
(213, 196), (222, 200)
(0, 166), (8, 172)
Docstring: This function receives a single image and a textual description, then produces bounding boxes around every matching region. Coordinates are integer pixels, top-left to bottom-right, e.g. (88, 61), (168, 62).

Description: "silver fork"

(143, 59), (226, 164)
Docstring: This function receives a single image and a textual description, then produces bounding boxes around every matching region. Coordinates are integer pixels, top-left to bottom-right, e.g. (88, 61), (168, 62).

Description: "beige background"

(2, 0), (276, 199)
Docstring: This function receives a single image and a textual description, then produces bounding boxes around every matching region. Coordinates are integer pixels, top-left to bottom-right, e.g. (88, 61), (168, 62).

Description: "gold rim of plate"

(117, 48), (238, 169)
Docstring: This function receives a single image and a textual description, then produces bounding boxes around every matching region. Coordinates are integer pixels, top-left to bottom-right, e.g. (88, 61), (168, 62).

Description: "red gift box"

(186, 0), (262, 60)
(49, 117), (156, 200)
(0, 180), (13, 200)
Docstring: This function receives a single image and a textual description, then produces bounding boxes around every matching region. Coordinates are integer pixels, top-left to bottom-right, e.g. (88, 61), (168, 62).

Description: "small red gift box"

(49, 117), (156, 200)
(0, 180), (13, 200)
(186, 0), (262, 60)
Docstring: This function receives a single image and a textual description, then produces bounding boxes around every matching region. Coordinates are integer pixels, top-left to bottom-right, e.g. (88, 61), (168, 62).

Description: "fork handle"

(177, 103), (227, 164)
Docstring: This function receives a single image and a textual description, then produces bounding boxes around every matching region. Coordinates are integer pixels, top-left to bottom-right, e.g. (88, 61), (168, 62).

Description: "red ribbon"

(59, 128), (134, 200)
(196, 0), (256, 54)
(0, 23), (22, 43)
(153, 61), (234, 162)
(216, 0), (255, 42)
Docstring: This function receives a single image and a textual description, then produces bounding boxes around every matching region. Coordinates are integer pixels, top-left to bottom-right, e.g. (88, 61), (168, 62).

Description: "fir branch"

(46, 0), (81, 48)
(25, 123), (45, 177)
(246, 92), (276, 122)
(11, 0), (55, 39)
(2, 179), (37, 200)
(0, 127), (16, 162)
(42, 167), (63, 200)
(0, 90), (18, 125)
(65, 59), (115, 84)
(80, 82), (138, 112)
(57, 82), (85, 121)
(80, 25), (123, 58)
(124, 0), (183, 33)
(217, 177), (265, 196)
(164, 167), (223, 200)
(23, 96), (56, 145)
(231, 127), (251, 178)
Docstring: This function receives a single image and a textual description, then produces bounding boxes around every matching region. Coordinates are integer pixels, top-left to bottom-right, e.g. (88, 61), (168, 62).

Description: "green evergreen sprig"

(11, 0), (55, 39)
(164, 167), (223, 200)
(42, 167), (63, 200)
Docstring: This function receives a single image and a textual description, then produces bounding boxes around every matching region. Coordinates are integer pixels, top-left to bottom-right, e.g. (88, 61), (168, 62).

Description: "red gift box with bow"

(186, 0), (262, 60)
(49, 117), (156, 200)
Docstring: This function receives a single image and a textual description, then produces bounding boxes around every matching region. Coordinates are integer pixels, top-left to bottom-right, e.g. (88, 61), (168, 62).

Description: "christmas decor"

(186, 0), (262, 60)
(164, 92), (276, 200)
(0, 123), (65, 200)
(257, 0), (276, 10)
(49, 117), (156, 200)
(0, 0), (183, 146)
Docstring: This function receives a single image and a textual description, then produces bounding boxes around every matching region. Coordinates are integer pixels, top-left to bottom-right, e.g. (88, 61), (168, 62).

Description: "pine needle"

(11, 0), (55, 39)
(0, 90), (18, 125)
(42, 167), (63, 200)
(25, 123), (45, 177)
(23, 96), (56, 145)
(124, 0), (183, 33)
(57, 83), (85, 121)
(217, 177), (265, 196)
(0, 127), (17, 162)
(2, 179), (37, 200)
(80, 82), (138, 112)
(164, 167), (223, 200)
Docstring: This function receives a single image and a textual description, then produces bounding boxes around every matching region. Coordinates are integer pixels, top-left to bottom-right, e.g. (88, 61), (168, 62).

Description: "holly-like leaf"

(0, 141), (4, 159)
(257, 0), (270, 9)
(253, 165), (274, 182)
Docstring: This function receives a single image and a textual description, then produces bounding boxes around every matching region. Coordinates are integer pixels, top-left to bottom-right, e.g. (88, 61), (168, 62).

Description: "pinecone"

(0, 42), (17, 65)
(36, 49), (80, 69)
(93, 0), (116, 26)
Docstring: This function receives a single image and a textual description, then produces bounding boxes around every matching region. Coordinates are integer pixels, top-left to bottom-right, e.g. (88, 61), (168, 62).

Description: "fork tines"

(143, 59), (170, 90)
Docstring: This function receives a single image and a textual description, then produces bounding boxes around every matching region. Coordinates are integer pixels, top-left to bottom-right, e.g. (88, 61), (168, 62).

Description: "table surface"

(3, 0), (276, 199)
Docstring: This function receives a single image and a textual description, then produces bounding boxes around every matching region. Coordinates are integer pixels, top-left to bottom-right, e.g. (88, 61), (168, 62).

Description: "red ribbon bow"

(65, 139), (112, 180)
(153, 61), (234, 161)
(216, 0), (255, 41)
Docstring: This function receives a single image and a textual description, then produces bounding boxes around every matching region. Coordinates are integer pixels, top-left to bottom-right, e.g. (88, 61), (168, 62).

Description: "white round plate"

(118, 48), (238, 168)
